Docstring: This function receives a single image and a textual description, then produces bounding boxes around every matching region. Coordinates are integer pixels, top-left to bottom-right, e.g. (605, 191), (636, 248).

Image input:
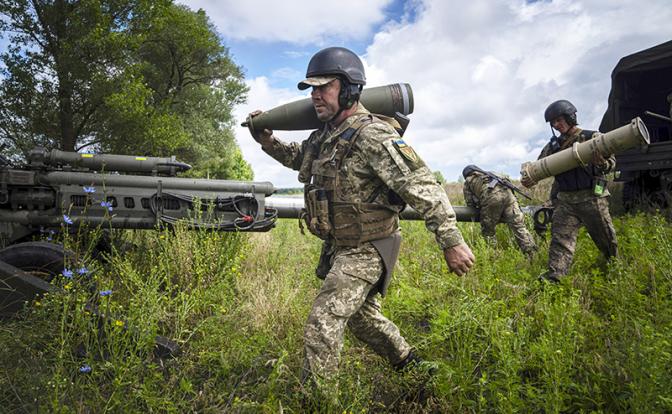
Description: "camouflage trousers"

(547, 196), (618, 279)
(302, 242), (411, 381)
(479, 188), (537, 255)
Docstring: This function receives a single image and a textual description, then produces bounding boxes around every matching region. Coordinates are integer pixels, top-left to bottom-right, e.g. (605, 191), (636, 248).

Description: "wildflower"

(99, 290), (112, 297)
(113, 320), (124, 327)
(62, 268), (73, 279)
(63, 214), (73, 225)
(77, 267), (89, 276)
(64, 283), (72, 291)
(100, 201), (113, 212)
(79, 364), (92, 373)
(83, 186), (96, 194)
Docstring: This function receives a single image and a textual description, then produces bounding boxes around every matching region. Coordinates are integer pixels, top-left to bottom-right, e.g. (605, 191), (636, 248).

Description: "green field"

(1, 211), (671, 413)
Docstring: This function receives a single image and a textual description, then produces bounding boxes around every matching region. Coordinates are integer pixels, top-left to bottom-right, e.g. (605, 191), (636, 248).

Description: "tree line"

(0, 0), (252, 179)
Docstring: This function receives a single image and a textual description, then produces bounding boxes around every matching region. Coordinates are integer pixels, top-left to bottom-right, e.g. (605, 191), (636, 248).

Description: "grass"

(0, 207), (671, 413)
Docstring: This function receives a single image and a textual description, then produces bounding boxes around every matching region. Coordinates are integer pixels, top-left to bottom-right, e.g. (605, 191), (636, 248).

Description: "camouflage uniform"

(537, 128), (618, 280)
(262, 104), (464, 379)
(463, 171), (537, 255)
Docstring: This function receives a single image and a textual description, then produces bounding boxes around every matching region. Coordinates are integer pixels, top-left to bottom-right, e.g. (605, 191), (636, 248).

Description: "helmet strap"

(327, 79), (361, 124)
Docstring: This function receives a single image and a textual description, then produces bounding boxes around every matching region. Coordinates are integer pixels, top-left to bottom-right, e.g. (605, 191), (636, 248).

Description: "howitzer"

(0, 147), (279, 247)
(0, 147), (280, 329)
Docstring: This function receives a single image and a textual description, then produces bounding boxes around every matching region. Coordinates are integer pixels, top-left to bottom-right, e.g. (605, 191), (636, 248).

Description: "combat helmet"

(544, 100), (578, 125)
(297, 47), (366, 109)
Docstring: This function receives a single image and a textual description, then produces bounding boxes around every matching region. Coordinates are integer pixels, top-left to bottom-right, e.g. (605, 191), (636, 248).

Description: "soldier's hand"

(520, 175), (535, 188)
(592, 149), (608, 170)
(443, 243), (475, 276)
(248, 110), (274, 146)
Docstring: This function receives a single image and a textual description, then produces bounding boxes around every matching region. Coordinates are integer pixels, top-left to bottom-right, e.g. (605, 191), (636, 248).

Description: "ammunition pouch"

(331, 201), (399, 247)
(303, 185), (332, 239)
(298, 141), (319, 184)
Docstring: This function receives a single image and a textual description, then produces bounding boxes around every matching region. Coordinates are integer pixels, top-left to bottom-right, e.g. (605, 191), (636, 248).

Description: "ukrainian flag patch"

(393, 139), (418, 163)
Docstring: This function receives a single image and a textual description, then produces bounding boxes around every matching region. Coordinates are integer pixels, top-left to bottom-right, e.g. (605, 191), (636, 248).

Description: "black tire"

(622, 181), (640, 212)
(0, 241), (70, 283)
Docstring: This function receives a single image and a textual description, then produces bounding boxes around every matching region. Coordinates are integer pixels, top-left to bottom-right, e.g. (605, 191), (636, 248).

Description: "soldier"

(462, 165), (537, 257)
(521, 100), (618, 282)
(248, 47), (475, 384)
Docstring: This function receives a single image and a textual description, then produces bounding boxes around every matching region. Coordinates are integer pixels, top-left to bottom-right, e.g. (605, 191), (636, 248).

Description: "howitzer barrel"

(520, 117), (650, 184)
(41, 172), (276, 196)
(243, 83), (414, 132)
(28, 148), (191, 175)
(266, 197), (479, 222)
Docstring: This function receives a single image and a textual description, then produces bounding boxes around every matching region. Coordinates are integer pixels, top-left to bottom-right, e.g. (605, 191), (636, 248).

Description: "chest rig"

(298, 114), (400, 247)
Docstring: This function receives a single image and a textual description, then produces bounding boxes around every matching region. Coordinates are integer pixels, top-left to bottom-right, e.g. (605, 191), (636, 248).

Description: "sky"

(177, 0), (672, 188)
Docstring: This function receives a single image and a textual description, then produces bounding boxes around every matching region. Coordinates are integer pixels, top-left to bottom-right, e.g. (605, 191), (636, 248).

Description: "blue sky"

(183, 0), (669, 189)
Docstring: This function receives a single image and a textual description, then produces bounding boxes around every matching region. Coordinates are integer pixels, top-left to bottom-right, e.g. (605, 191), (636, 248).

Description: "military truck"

(599, 40), (672, 211)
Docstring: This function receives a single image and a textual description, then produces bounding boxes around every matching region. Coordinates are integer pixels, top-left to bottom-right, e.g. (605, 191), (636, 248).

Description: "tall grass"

(0, 211), (671, 412)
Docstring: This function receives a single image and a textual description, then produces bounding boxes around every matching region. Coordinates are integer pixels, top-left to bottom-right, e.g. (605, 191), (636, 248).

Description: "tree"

(132, 5), (251, 179)
(0, 1), (251, 180)
(0, 0), (149, 155)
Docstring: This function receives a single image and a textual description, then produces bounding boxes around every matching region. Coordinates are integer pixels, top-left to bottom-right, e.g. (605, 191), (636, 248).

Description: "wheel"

(622, 181), (641, 212)
(0, 242), (71, 317)
(0, 241), (69, 283)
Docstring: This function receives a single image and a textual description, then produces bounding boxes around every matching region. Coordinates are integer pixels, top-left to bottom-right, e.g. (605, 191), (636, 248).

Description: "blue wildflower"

(99, 290), (112, 297)
(100, 201), (113, 212)
(77, 267), (89, 276)
(62, 268), (73, 279)
(63, 214), (73, 225)
(79, 364), (92, 373)
(83, 186), (96, 194)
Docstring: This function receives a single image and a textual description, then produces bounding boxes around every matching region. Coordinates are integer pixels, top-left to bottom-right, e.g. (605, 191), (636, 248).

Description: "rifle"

(470, 165), (533, 200)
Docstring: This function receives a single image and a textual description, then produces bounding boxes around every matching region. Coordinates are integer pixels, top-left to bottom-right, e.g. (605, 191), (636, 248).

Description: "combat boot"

(538, 270), (560, 284)
(393, 351), (438, 404)
(394, 351), (438, 376)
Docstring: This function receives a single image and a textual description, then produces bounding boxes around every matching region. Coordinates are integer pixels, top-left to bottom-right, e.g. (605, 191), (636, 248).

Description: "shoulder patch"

(393, 138), (419, 163)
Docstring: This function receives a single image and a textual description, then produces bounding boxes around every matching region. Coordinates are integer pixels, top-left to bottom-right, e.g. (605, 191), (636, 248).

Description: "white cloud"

(201, 0), (672, 189)
(180, 0), (392, 43)
(363, 0), (672, 180)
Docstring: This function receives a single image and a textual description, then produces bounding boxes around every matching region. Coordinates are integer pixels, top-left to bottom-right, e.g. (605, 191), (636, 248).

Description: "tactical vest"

(299, 114), (401, 247)
(552, 130), (603, 192)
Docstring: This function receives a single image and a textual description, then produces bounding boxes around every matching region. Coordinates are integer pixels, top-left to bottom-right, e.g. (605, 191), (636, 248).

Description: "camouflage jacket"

(537, 128), (616, 203)
(261, 104), (464, 250)
(463, 171), (511, 209)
